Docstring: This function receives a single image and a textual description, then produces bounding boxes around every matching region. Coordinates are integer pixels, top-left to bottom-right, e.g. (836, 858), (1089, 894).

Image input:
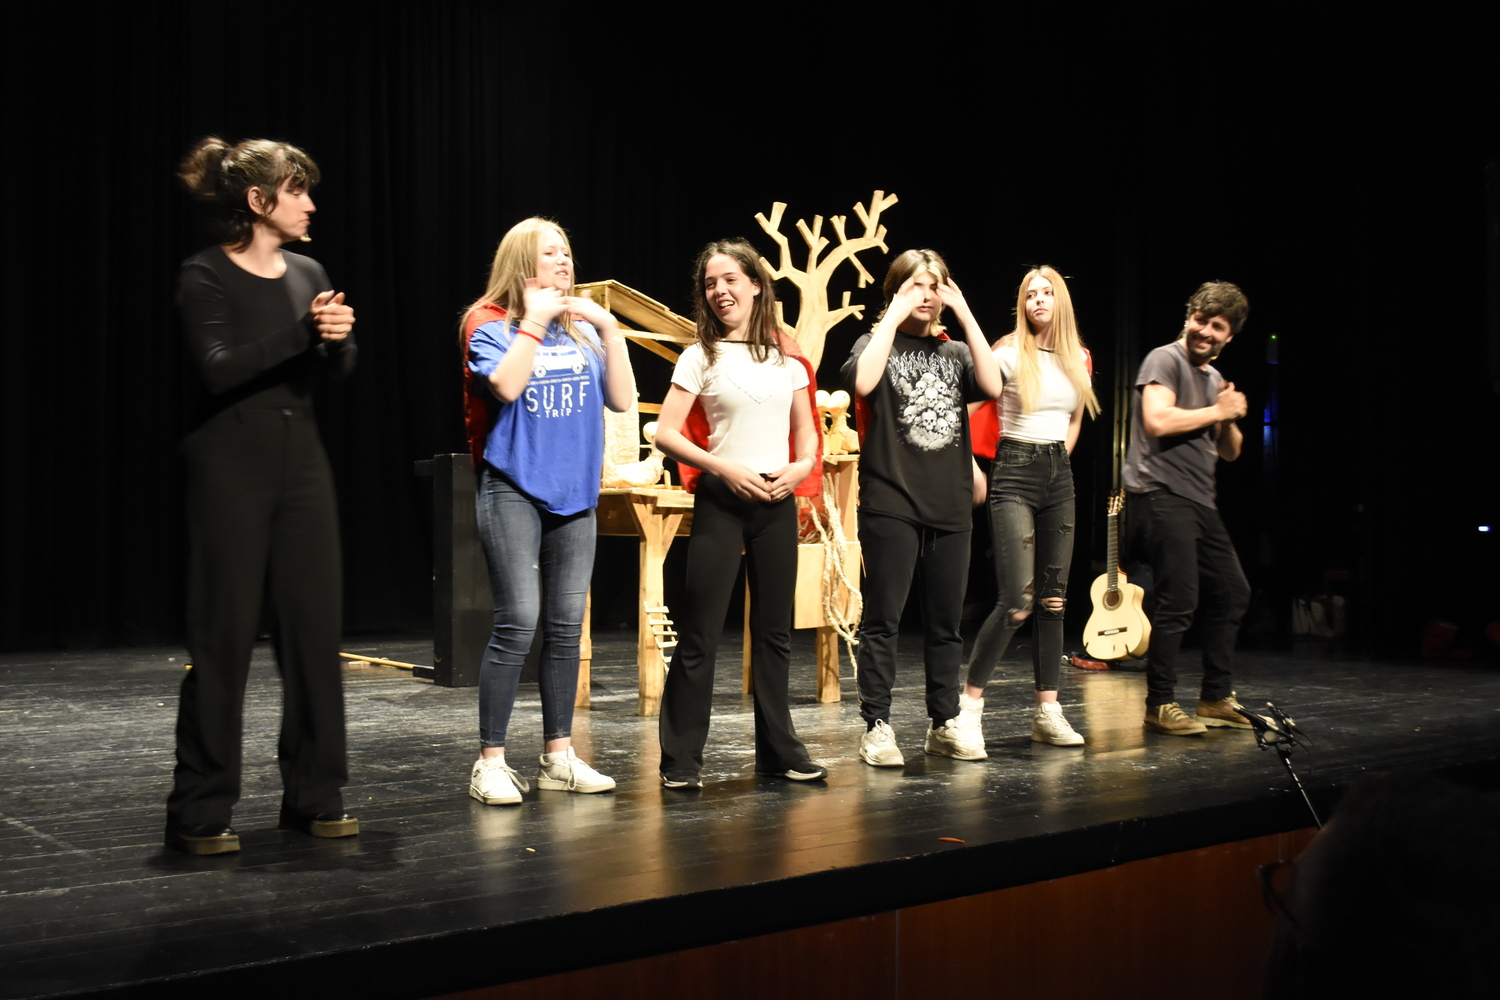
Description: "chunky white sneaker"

(859, 720), (905, 767)
(1031, 701), (1085, 746)
(955, 693), (987, 755)
(470, 756), (529, 805)
(537, 747), (616, 794)
(926, 719), (987, 760)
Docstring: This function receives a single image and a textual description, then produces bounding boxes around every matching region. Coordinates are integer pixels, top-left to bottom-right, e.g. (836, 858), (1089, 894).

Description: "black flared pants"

(168, 405), (347, 826)
(659, 474), (808, 777)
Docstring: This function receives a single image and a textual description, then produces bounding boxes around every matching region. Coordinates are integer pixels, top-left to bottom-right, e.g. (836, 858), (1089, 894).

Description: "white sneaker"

(1031, 701), (1085, 746)
(859, 720), (905, 767)
(956, 693), (986, 751)
(470, 756), (529, 805)
(926, 719), (987, 760)
(537, 747), (616, 794)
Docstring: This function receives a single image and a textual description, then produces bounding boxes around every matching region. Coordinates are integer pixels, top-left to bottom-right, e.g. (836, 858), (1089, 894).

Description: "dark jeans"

(855, 510), (969, 728)
(1130, 489), (1250, 706)
(967, 440), (1075, 693)
(170, 406), (347, 827)
(659, 474), (808, 776)
(475, 466), (595, 747)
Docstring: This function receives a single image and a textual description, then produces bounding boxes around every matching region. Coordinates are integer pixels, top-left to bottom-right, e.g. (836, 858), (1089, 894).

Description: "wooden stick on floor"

(339, 652), (424, 671)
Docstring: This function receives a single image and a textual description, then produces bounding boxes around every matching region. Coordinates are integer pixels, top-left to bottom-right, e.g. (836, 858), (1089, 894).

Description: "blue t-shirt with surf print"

(467, 319), (605, 515)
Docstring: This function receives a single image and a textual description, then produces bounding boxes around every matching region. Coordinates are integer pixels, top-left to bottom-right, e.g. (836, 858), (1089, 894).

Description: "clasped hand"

(311, 292), (354, 341)
(718, 460), (812, 504)
(1216, 381), (1248, 421)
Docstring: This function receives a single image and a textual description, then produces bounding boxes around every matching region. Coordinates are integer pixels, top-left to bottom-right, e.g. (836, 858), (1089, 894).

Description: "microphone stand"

(1236, 702), (1322, 830)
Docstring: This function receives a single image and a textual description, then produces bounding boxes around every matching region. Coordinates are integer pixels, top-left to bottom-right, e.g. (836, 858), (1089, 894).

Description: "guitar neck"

(1106, 512), (1119, 590)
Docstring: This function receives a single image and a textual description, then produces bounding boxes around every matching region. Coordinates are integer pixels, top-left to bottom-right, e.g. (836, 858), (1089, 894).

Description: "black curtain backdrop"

(4, 5), (1497, 654)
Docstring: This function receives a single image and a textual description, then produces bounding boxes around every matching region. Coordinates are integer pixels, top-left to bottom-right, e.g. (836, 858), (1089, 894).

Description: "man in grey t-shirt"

(1122, 282), (1256, 736)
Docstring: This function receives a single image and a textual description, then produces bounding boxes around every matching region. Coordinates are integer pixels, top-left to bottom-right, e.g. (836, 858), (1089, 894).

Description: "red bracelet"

(515, 325), (544, 344)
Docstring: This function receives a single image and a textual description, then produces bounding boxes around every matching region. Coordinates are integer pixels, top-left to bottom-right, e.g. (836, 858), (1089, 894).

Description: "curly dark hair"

(1184, 281), (1249, 333)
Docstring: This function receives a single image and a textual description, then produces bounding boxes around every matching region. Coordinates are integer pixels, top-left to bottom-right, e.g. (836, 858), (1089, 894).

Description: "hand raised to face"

(934, 277), (972, 321)
(559, 289), (611, 329)
(521, 278), (568, 328)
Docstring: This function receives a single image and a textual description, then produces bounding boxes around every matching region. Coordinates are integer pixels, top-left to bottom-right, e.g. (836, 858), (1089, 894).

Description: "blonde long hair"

(460, 217), (599, 357)
(1010, 266), (1099, 418)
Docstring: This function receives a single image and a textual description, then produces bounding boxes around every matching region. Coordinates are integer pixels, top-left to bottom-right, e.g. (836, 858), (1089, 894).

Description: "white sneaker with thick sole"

(955, 693), (987, 758)
(926, 719), (987, 760)
(1031, 701), (1085, 746)
(859, 720), (905, 767)
(537, 747), (616, 793)
(470, 756), (530, 805)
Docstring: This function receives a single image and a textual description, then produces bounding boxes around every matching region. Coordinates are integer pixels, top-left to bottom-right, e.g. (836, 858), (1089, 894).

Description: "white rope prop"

(809, 474), (862, 671)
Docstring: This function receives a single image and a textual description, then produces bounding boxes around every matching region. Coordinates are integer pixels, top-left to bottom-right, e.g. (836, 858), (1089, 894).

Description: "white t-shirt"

(671, 341), (808, 474)
(996, 344), (1083, 444)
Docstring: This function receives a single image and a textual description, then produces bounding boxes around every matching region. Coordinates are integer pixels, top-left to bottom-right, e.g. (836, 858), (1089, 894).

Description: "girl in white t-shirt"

(652, 240), (825, 787)
(964, 266), (1099, 746)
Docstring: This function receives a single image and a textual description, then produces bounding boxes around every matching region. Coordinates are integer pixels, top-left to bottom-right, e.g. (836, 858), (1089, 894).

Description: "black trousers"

(855, 510), (969, 728)
(659, 474), (808, 777)
(168, 406), (348, 826)
(1129, 489), (1250, 706)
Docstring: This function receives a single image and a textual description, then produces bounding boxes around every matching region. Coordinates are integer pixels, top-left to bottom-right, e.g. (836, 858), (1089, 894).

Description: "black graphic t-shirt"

(843, 331), (984, 531)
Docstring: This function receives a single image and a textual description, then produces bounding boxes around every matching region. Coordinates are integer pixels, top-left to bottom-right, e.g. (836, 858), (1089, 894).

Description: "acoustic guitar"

(1083, 490), (1151, 660)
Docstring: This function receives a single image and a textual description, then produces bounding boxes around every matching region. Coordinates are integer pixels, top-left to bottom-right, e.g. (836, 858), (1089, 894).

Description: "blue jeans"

(475, 466), (595, 747)
(967, 439), (1075, 693)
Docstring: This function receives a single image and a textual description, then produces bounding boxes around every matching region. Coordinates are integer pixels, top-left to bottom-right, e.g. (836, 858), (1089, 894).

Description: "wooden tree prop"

(755, 190), (899, 368)
(565, 194), (899, 713)
(750, 191), (900, 699)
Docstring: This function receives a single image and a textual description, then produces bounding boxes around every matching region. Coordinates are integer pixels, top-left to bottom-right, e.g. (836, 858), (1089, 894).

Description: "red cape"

(462, 303), (507, 469)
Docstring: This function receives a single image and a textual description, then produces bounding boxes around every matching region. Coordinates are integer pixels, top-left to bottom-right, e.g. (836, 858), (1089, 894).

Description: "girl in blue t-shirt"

(461, 217), (636, 805)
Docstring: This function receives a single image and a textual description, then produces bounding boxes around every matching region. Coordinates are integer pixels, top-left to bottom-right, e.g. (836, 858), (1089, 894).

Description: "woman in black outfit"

(166, 137), (358, 855)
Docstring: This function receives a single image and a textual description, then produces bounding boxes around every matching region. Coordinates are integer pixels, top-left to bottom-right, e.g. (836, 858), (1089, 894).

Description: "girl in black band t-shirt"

(841, 249), (1000, 768)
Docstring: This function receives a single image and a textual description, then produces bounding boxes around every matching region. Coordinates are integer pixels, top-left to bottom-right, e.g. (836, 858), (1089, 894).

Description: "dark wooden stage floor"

(4, 631), (1500, 999)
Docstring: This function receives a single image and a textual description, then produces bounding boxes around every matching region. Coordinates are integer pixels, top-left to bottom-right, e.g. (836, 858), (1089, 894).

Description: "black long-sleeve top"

(178, 246), (356, 426)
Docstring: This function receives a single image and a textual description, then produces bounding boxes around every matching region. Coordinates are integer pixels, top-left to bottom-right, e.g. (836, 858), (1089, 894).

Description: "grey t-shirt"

(1123, 341), (1223, 509)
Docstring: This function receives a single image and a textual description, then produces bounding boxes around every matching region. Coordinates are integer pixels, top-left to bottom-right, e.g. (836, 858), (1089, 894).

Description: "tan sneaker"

(1144, 702), (1208, 736)
(1197, 693), (1257, 729)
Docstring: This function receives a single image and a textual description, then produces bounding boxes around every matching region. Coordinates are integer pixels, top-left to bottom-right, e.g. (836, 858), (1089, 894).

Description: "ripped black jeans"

(967, 439), (1075, 693)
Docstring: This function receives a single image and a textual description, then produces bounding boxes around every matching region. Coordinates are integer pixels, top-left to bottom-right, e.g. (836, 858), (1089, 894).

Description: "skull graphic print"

(888, 351), (965, 451)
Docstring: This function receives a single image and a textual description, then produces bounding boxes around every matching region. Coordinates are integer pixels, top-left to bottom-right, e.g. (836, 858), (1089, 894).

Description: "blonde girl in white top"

(963, 266), (1099, 746)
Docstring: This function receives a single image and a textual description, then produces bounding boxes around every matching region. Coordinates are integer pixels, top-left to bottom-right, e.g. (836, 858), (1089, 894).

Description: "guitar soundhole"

(1104, 589), (1121, 611)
